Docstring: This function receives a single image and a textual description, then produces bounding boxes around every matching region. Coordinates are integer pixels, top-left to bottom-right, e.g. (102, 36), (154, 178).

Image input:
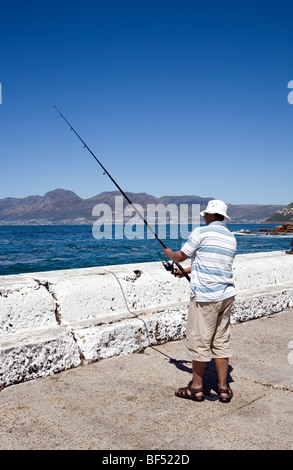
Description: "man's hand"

(163, 247), (191, 278)
(173, 268), (185, 278)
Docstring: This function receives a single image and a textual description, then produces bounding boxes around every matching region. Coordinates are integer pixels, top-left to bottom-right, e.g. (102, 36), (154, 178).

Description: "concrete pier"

(0, 308), (292, 450)
(1, 251), (293, 389)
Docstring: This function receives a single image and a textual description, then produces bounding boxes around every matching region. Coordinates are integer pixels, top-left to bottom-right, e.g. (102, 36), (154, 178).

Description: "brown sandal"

(218, 387), (233, 403)
(175, 385), (205, 402)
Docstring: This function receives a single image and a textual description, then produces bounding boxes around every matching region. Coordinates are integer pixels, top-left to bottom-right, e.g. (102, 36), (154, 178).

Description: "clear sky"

(0, 0), (293, 205)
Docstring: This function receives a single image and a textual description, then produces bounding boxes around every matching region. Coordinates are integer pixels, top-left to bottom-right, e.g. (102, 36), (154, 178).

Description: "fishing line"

(53, 106), (190, 282)
(98, 268), (152, 345)
(98, 268), (184, 362)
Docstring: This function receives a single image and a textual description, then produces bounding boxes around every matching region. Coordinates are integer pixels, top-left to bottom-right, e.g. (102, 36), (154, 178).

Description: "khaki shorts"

(186, 296), (234, 362)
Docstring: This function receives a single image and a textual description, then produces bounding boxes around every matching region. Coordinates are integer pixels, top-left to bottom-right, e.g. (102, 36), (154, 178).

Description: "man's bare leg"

(215, 357), (230, 398)
(192, 360), (206, 397)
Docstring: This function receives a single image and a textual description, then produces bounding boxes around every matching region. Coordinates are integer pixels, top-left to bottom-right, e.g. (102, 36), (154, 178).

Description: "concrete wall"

(1, 251), (293, 388)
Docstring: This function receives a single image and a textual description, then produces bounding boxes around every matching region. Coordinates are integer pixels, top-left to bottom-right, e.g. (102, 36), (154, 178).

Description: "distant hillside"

(0, 188), (286, 224)
(264, 202), (293, 223)
(228, 204), (287, 223)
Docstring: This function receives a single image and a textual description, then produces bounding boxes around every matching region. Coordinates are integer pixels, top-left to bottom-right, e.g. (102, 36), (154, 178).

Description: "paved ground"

(1, 309), (293, 451)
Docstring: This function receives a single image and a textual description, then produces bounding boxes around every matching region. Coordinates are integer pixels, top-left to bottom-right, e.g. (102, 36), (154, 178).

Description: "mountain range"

(265, 202), (293, 223)
(0, 188), (288, 224)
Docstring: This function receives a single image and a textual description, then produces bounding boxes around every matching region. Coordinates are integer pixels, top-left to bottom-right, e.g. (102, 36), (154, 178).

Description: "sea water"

(0, 223), (292, 276)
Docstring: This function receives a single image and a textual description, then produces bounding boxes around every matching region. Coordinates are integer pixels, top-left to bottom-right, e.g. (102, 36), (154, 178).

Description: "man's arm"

(164, 248), (189, 263)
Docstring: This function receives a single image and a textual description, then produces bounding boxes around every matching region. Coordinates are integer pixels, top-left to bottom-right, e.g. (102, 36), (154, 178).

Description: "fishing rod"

(53, 106), (190, 282)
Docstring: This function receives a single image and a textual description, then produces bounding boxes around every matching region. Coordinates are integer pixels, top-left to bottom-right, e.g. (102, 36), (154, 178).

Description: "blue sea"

(0, 223), (292, 276)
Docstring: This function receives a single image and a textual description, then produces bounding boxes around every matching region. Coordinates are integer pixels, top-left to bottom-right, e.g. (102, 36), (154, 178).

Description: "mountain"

(0, 189), (286, 224)
(227, 204), (287, 223)
(0, 189), (84, 221)
(264, 202), (293, 223)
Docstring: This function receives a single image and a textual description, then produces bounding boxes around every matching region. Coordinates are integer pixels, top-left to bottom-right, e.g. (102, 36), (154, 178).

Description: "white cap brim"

(200, 210), (231, 222)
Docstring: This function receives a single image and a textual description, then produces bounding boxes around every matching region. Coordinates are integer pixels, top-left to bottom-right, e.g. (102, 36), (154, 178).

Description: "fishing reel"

(162, 260), (188, 279)
(162, 260), (176, 274)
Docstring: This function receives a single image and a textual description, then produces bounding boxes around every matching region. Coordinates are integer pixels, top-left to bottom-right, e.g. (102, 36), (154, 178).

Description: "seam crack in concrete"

(33, 277), (87, 367)
(71, 330), (87, 365)
(33, 278), (61, 325)
(232, 374), (293, 393)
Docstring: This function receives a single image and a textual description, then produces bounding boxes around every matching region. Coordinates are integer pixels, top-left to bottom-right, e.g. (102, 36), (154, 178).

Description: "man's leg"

(192, 360), (206, 397)
(212, 297), (234, 400)
(215, 357), (229, 393)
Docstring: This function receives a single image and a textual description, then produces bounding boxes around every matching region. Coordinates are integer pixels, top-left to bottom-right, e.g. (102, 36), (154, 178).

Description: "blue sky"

(0, 0), (293, 205)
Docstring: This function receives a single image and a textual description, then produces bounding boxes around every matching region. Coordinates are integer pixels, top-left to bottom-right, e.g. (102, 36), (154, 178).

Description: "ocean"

(0, 223), (292, 276)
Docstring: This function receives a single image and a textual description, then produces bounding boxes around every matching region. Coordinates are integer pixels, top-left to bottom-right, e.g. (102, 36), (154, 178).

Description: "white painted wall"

(1, 251), (293, 388)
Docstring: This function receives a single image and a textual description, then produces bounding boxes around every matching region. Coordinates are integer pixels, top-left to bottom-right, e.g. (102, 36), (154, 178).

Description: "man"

(164, 200), (237, 403)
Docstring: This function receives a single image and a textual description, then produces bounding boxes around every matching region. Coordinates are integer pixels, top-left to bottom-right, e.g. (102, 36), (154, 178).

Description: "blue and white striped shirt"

(181, 221), (237, 302)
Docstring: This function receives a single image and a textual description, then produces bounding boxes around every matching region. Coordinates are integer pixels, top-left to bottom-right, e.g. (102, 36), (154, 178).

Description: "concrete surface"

(1, 308), (292, 451)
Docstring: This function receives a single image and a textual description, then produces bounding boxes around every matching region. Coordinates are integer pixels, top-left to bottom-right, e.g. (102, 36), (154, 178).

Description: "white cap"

(200, 199), (231, 222)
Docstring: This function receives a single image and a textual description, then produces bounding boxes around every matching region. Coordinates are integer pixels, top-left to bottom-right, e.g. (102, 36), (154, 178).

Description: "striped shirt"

(181, 221), (237, 302)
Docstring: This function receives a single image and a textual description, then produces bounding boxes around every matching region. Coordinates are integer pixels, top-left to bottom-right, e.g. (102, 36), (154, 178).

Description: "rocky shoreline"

(241, 223), (293, 235)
